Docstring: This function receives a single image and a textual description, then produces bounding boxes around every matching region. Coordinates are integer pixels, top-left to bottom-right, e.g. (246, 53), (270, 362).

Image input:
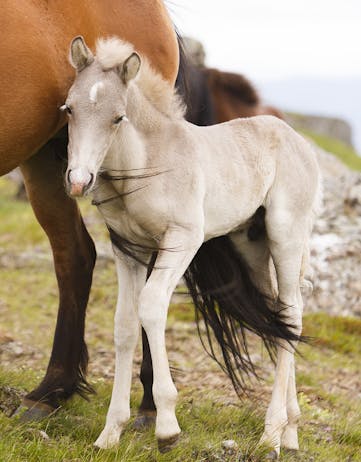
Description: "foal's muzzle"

(66, 167), (94, 197)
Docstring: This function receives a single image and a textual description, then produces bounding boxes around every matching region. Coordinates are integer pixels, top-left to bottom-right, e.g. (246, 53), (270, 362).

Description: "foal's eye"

(113, 115), (127, 125)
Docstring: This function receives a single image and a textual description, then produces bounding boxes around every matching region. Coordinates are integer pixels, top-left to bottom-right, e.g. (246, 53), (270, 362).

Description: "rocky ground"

(307, 146), (361, 317)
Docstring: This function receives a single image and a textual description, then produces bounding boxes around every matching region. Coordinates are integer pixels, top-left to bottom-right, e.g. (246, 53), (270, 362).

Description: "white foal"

(62, 36), (321, 457)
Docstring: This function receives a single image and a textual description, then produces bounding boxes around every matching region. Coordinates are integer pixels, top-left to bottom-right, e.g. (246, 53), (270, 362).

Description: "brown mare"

(1, 1), (287, 438)
(0, 0), (179, 419)
(182, 63), (283, 126)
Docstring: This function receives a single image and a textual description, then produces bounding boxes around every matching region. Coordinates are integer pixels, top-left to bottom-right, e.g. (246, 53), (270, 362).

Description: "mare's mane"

(96, 38), (186, 119)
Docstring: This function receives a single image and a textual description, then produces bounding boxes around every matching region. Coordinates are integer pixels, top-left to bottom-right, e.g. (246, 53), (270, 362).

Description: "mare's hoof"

(265, 450), (279, 460)
(133, 410), (156, 430)
(157, 433), (180, 453)
(13, 399), (57, 422)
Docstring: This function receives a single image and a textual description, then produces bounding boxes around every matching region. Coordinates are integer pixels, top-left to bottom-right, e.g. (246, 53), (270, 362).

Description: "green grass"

(302, 130), (361, 171)
(1, 175), (361, 461)
(304, 313), (361, 355)
(0, 369), (270, 462)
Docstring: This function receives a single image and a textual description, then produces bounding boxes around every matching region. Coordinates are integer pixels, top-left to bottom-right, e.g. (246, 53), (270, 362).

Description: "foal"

(63, 36), (321, 456)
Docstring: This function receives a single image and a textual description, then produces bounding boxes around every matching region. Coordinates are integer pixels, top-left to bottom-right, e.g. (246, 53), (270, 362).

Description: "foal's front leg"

(94, 255), (147, 449)
(137, 230), (203, 449)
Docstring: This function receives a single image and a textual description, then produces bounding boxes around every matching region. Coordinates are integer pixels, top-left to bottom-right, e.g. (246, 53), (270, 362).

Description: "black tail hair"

(184, 235), (302, 396)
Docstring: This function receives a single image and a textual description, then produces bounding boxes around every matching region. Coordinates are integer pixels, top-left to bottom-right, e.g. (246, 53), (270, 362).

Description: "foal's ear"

(120, 52), (141, 84)
(70, 36), (94, 71)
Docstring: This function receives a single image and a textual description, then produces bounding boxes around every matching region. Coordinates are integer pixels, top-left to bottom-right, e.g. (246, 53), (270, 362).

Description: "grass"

(1, 172), (361, 461)
(302, 130), (361, 171)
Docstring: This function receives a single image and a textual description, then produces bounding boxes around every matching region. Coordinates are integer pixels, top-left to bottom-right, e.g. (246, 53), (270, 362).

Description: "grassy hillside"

(0, 174), (360, 461)
(302, 130), (361, 171)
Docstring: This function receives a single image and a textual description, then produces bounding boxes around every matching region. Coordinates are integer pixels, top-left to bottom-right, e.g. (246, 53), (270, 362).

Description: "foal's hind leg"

(231, 231), (302, 451)
(259, 211), (306, 457)
(278, 287), (305, 451)
(19, 137), (96, 417)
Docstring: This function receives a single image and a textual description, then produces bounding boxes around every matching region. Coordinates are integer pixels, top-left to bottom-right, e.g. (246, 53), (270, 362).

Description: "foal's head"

(62, 36), (141, 197)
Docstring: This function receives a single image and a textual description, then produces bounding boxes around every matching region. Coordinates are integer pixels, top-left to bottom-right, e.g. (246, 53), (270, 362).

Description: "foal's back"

(182, 115), (319, 239)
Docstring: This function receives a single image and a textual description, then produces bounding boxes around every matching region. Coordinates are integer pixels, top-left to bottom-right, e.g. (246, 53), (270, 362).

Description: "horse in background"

(0, 0), (179, 420)
(180, 36), (283, 126)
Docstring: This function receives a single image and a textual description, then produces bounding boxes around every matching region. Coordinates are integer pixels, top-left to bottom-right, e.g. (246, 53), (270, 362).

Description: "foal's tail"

(183, 235), (301, 396)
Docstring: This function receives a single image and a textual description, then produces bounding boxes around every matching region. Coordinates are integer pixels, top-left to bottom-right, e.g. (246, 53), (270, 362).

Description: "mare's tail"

(183, 235), (301, 396)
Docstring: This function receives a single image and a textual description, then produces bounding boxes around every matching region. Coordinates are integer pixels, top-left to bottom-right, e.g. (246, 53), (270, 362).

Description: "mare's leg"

(135, 253), (158, 429)
(95, 255), (147, 449)
(137, 229), (202, 449)
(259, 209), (306, 458)
(135, 328), (156, 427)
(19, 137), (96, 416)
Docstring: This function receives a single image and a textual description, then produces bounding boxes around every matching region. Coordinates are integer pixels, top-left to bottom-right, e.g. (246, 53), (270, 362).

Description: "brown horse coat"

(0, 0), (179, 174)
(0, 0), (179, 415)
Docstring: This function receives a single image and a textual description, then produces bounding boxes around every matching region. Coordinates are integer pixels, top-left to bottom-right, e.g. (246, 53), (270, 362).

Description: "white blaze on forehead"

(89, 81), (104, 103)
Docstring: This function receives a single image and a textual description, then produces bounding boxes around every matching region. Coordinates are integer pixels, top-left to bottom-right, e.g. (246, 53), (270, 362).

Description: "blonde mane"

(96, 37), (185, 119)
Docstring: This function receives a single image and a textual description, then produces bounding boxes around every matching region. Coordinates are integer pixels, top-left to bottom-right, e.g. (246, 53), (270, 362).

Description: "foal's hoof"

(157, 433), (180, 453)
(265, 450), (279, 460)
(133, 410), (156, 430)
(13, 399), (57, 422)
(94, 425), (122, 449)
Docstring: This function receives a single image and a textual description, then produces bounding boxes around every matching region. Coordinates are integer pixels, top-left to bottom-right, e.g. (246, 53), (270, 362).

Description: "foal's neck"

(127, 84), (170, 134)
(104, 84), (169, 172)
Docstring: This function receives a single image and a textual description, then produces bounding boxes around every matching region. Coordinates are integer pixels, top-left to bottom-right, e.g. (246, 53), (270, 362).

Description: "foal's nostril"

(83, 173), (94, 193)
(67, 169), (72, 185)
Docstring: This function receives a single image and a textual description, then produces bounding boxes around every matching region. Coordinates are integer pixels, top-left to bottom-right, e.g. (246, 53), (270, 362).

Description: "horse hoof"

(157, 433), (180, 453)
(133, 411), (156, 430)
(265, 450), (279, 460)
(94, 425), (122, 449)
(13, 399), (57, 422)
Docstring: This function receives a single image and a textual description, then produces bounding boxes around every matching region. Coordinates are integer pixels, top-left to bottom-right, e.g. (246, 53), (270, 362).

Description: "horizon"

(169, 0), (361, 153)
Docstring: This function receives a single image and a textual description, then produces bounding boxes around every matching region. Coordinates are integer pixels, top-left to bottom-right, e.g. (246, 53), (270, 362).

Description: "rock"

(222, 439), (239, 455)
(222, 439), (238, 449)
(305, 145), (361, 317)
(0, 386), (26, 417)
(286, 113), (353, 147)
(39, 430), (50, 440)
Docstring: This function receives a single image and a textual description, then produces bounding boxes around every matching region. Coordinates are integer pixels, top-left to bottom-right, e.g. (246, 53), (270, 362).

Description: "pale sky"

(168, 0), (361, 81)
(168, 1), (361, 152)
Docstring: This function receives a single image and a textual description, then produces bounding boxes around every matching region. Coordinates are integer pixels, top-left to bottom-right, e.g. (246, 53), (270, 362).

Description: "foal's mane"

(96, 37), (185, 119)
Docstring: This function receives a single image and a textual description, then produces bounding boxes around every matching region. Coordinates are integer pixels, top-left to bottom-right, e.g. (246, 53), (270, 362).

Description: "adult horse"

(181, 64), (284, 126)
(0, 0), (179, 418)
